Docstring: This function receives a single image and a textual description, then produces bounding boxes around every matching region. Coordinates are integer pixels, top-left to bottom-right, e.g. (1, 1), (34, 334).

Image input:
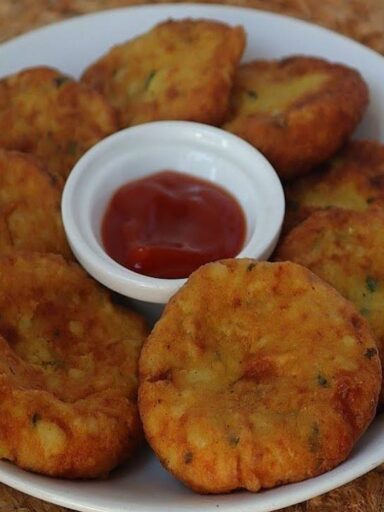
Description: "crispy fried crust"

(223, 56), (369, 181)
(139, 259), (380, 494)
(81, 18), (245, 128)
(0, 66), (118, 182)
(0, 253), (148, 478)
(0, 149), (71, 258)
(276, 207), (384, 405)
(283, 140), (384, 234)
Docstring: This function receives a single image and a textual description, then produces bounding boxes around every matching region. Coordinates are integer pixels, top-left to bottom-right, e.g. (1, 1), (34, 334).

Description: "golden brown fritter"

(223, 56), (369, 181)
(0, 252), (148, 478)
(283, 140), (384, 234)
(139, 259), (380, 494)
(0, 149), (71, 258)
(0, 66), (118, 183)
(276, 207), (384, 405)
(81, 18), (245, 128)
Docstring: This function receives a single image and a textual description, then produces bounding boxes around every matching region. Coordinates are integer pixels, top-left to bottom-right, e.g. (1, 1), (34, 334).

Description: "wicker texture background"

(0, 1), (384, 510)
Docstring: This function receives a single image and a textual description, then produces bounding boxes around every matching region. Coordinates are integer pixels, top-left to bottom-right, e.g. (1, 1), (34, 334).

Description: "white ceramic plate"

(1, 4), (384, 512)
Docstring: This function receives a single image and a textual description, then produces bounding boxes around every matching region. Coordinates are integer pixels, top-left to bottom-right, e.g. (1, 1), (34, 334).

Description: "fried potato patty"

(276, 207), (384, 405)
(81, 18), (245, 128)
(223, 56), (368, 181)
(139, 259), (380, 494)
(283, 140), (384, 233)
(0, 66), (118, 182)
(0, 253), (147, 478)
(0, 150), (71, 258)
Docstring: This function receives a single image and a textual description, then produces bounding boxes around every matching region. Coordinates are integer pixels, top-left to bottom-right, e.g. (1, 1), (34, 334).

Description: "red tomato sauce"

(101, 170), (246, 279)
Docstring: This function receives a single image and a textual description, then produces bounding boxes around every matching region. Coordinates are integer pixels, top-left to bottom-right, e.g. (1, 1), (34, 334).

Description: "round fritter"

(81, 18), (245, 128)
(223, 56), (369, 181)
(283, 140), (384, 234)
(0, 253), (148, 478)
(0, 149), (71, 258)
(0, 66), (118, 182)
(139, 259), (380, 494)
(276, 207), (384, 405)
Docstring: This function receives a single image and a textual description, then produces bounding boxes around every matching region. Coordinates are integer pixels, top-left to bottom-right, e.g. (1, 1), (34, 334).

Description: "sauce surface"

(102, 170), (246, 279)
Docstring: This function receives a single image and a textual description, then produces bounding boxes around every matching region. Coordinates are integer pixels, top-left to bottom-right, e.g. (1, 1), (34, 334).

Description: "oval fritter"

(139, 259), (380, 494)
(0, 149), (71, 258)
(223, 56), (368, 181)
(0, 253), (148, 478)
(0, 66), (118, 182)
(81, 18), (245, 128)
(283, 140), (384, 234)
(276, 207), (384, 406)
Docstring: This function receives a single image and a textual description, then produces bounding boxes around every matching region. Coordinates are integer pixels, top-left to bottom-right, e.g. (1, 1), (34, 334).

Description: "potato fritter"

(283, 140), (384, 233)
(223, 56), (369, 181)
(0, 66), (118, 182)
(81, 18), (245, 128)
(139, 259), (380, 494)
(0, 253), (148, 478)
(0, 150), (71, 258)
(276, 207), (384, 405)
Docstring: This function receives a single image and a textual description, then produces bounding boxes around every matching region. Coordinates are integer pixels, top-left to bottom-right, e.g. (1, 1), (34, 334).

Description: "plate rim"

(2, 2), (384, 63)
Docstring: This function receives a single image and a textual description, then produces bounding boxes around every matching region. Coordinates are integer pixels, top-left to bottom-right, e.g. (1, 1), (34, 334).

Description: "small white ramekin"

(62, 121), (285, 304)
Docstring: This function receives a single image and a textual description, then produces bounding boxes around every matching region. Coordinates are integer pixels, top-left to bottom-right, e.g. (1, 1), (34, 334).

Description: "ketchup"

(101, 170), (246, 279)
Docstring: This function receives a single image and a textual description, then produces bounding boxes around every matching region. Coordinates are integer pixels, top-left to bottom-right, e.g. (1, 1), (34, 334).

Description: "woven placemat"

(0, 1), (384, 511)
(1, 0), (384, 53)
